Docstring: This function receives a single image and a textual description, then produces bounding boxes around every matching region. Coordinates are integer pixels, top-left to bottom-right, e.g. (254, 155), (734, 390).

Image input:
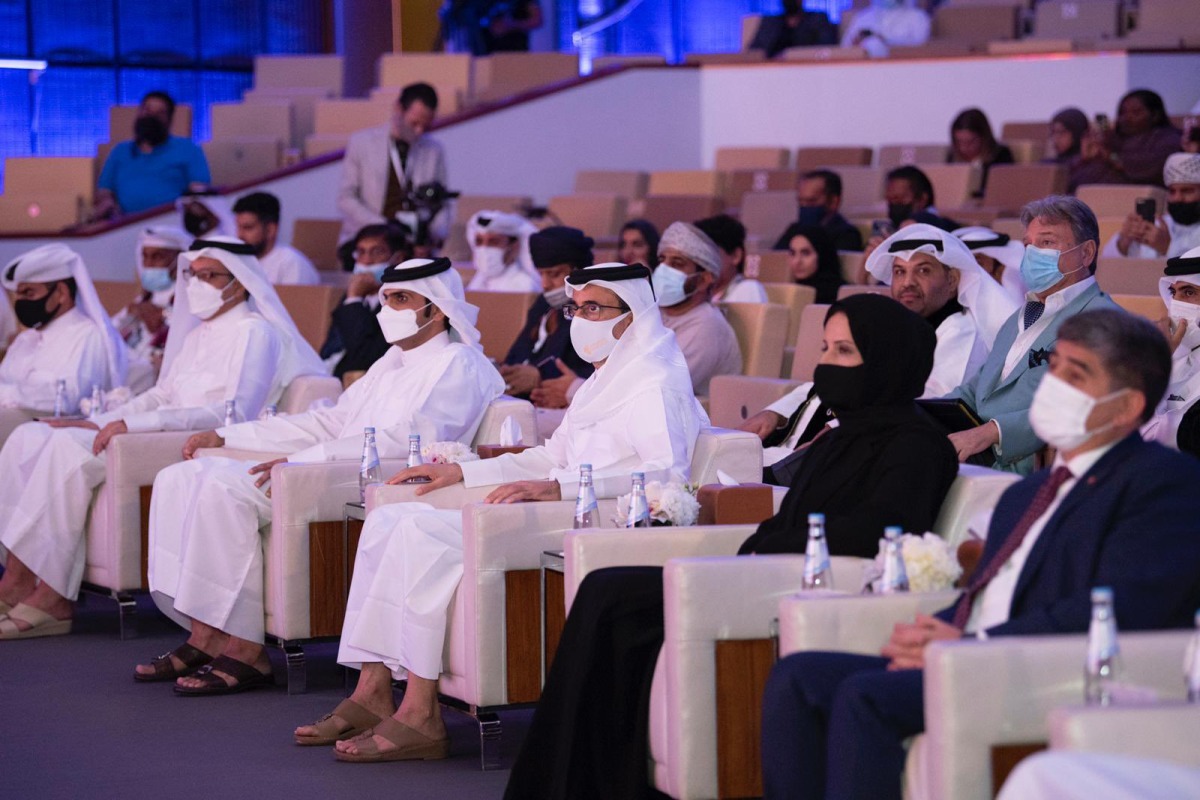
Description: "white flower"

(869, 532), (961, 593)
(421, 441), (480, 465)
(615, 480), (699, 527)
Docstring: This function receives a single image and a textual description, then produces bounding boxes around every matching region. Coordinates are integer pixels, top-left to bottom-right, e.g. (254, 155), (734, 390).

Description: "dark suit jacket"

(320, 297), (390, 379)
(749, 12), (837, 58)
(824, 212), (864, 252)
(936, 433), (1200, 636)
(502, 296), (593, 394)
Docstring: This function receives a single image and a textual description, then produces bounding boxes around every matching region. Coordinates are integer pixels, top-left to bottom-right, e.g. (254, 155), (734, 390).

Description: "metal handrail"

(571, 0), (648, 48)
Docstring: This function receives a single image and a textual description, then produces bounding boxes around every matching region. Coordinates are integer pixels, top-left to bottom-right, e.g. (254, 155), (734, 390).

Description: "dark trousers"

(761, 652), (925, 800)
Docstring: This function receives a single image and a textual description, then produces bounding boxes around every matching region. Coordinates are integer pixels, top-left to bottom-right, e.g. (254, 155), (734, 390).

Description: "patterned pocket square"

(1028, 347), (1051, 369)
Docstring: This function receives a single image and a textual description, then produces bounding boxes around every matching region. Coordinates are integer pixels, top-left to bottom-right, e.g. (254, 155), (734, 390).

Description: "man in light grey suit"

(337, 82), (450, 252)
(945, 195), (1120, 474)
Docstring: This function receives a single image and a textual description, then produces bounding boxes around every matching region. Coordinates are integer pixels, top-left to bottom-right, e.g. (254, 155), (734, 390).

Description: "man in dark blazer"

(499, 226), (595, 404)
(760, 309), (1200, 800)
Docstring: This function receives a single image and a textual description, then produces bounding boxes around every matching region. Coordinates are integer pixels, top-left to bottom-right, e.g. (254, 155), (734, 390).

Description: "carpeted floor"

(0, 594), (528, 800)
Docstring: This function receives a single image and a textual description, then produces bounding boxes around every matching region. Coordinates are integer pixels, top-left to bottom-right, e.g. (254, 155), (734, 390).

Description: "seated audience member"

(504, 293), (958, 799)
(177, 192), (235, 238)
(1071, 89), (1182, 190)
(500, 226), (596, 405)
(998, 751), (1200, 800)
(840, 0), (930, 58)
(465, 210), (541, 292)
(112, 226), (190, 384)
(93, 90), (210, 218)
(867, 224), (1017, 397)
(696, 214), (768, 303)
(337, 82), (448, 253)
(761, 309), (1200, 800)
(947, 107), (1014, 197)
(1044, 107), (1089, 166)
(945, 196), (1119, 473)
(0, 245), (127, 418)
(0, 237), (321, 640)
(617, 219), (660, 266)
(776, 223), (845, 303)
(482, 0), (543, 53)
(654, 222), (743, 395)
(320, 224), (412, 379)
(748, 0), (836, 58)
(0, 289), (15, 353)
(1107, 153), (1200, 259)
(1141, 245), (1200, 456)
(294, 264), (707, 760)
(135, 259), (503, 692)
(954, 225), (1028, 305)
(783, 169), (864, 252)
(233, 192), (320, 285)
(858, 166), (958, 281)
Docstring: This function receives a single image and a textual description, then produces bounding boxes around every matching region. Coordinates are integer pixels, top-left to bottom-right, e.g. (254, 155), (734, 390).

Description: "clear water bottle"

(53, 379), (67, 418)
(573, 463), (599, 529)
(1186, 609), (1200, 703)
(359, 426), (382, 503)
(223, 399), (237, 427)
(1085, 586), (1121, 706)
(625, 471), (651, 528)
(89, 385), (104, 420)
(401, 433), (432, 484)
(262, 404), (278, 419)
(802, 513), (834, 591)
(879, 526), (910, 594)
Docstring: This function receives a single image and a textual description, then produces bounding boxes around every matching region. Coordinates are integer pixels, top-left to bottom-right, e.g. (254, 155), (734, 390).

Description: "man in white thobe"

(295, 263), (707, 763)
(465, 210), (541, 292)
(955, 226), (1029, 305)
(866, 223), (1017, 397)
(1106, 153), (1200, 260)
(139, 258), (503, 694)
(233, 191), (321, 285)
(0, 236), (322, 641)
(0, 244), (128, 443)
(998, 751), (1200, 800)
(112, 226), (190, 393)
(1141, 245), (1200, 456)
(654, 221), (743, 396)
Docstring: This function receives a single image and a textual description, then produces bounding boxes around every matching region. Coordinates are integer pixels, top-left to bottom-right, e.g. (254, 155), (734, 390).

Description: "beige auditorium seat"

(202, 138), (283, 186)
(741, 14), (763, 49)
(1122, 0), (1200, 46)
(290, 219), (343, 271)
(714, 147), (790, 171)
(932, 2), (1020, 45)
(877, 144), (949, 170)
(763, 282), (817, 354)
(547, 193), (627, 238)
(80, 374), (344, 637)
(1000, 121), (1049, 143)
(1112, 293), (1163, 320)
(472, 52), (579, 103)
(210, 100), (292, 145)
(837, 284), (890, 299)
(109, 104), (192, 141)
(574, 169), (648, 198)
(724, 168), (796, 211)
(253, 54), (344, 96)
(275, 284), (341, 351)
(92, 280), (137, 316)
(377, 52), (473, 113)
(313, 97), (392, 137)
(466, 290), (538, 362)
(795, 146), (872, 171)
(1005, 139), (1043, 164)
(303, 133), (350, 159)
(749, 251), (793, 283)
(721, 302), (790, 378)
(455, 194), (532, 221)
(918, 163), (980, 213)
(0, 194), (82, 233)
(1094, 257), (1162, 296)
(740, 190), (799, 245)
(980, 164), (1068, 216)
(1033, 0), (1121, 42)
(590, 54), (669, 70)
(640, 195), (723, 233)
(244, 87), (330, 151)
(838, 250), (866, 283)
(836, 166), (885, 215)
(1075, 184), (1167, 219)
(5, 155), (95, 208)
(648, 170), (725, 198)
(1047, 703), (1200, 766)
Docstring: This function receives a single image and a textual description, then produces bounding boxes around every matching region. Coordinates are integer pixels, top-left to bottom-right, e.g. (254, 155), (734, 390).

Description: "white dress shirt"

(1001, 276), (1096, 380)
(258, 244), (321, 286)
(0, 308), (111, 414)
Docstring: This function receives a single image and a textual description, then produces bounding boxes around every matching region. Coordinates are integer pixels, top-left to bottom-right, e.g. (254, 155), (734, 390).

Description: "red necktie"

(951, 466), (1073, 630)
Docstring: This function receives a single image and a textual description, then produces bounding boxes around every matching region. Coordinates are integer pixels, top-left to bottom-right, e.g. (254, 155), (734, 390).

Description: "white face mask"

(570, 312), (630, 363)
(377, 303), (435, 344)
(353, 261), (389, 281)
(474, 246), (508, 276)
(1168, 298), (1200, 328)
(542, 286), (568, 309)
(186, 277), (234, 320)
(1029, 372), (1128, 452)
(652, 264), (691, 307)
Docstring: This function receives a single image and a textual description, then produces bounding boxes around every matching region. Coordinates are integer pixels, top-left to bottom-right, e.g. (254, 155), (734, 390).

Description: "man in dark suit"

(499, 226), (595, 406)
(760, 308), (1200, 800)
(783, 169), (864, 253)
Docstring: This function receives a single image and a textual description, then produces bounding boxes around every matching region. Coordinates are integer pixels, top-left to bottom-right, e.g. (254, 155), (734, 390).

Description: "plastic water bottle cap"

(1091, 586), (1114, 603)
(884, 526), (902, 538)
(364, 426), (375, 434)
(807, 513), (824, 525)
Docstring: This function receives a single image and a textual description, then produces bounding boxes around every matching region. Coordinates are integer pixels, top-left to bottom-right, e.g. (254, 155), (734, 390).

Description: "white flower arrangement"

(868, 532), (961, 593)
(78, 386), (133, 416)
(421, 441), (480, 465)
(615, 480), (700, 527)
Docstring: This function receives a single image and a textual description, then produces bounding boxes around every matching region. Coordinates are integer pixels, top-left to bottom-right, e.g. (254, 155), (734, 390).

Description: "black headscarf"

(739, 293), (958, 558)
(1050, 107), (1089, 163)
(774, 222), (845, 304)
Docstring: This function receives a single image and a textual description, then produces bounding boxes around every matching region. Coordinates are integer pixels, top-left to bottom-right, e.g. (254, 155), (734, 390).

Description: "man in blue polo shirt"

(94, 91), (210, 218)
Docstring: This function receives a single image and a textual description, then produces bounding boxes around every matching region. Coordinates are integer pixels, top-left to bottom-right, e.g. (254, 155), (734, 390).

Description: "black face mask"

(797, 205), (825, 226)
(813, 363), (869, 413)
(14, 288), (60, 330)
(134, 115), (169, 147)
(1168, 200), (1200, 227)
(887, 202), (914, 228)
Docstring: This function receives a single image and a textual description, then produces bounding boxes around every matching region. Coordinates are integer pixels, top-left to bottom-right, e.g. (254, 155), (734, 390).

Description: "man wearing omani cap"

(293, 263), (708, 762)
(136, 258), (503, 693)
(0, 244), (127, 424)
(954, 226), (1029, 305)
(465, 210), (541, 292)
(1142, 245), (1200, 456)
(866, 223), (1017, 397)
(1108, 153), (1200, 259)
(112, 226), (190, 390)
(654, 221), (743, 396)
(0, 236), (322, 640)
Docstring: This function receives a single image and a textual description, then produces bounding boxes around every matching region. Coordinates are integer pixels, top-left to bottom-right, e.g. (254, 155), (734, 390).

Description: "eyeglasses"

(353, 246), (392, 261)
(182, 267), (234, 285)
(562, 302), (626, 321)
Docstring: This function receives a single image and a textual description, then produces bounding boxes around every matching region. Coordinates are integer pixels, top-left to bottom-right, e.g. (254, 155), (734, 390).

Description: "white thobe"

(0, 294), (17, 350)
(466, 263), (540, 293)
(112, 287), (174, 393)
(0, 308), (111, 416)
(337, 369), (701, 680)
(661, 302), (743, 396)
(1141, 325), (1200, 447)
(997, 752), (1200, 800)
(926, 311), (989, 399)
(718, 276), (769, 304)
(0, 303), (284, 599)
(259, 244), (321, 286)
(147, 331), (502, 643)
(840, 7), (930, 55)
(1101, 215), (1200, 260)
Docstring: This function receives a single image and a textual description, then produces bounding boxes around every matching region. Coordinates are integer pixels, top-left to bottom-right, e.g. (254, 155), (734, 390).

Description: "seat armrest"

(708, 375), (801, 429)
(107, 430), (197, 484)
(1047, 704), (1200, 767)
(777, 590), (959, 656)
(194, 446), (290, 461)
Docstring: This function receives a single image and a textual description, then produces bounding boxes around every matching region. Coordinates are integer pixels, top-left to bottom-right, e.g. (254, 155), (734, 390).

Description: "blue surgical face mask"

(139, 267), (174, 294)
(1019, 242), (1085, 294)
(353, 261), (389, 281)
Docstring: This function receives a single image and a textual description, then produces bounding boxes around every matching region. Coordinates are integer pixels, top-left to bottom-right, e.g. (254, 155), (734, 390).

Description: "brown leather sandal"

(173, 654), (274, 696)
(133, 642), (213, 683)
(333, 717), (449, 762)
(295, 699), (384, 746)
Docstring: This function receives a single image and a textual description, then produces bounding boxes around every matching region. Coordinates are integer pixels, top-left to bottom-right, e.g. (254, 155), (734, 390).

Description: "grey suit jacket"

(946, 280), (1118, 474)
(337, 124), (450, 245)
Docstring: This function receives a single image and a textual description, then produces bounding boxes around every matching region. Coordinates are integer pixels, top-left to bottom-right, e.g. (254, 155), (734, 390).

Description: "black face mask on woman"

(14, 285), (61, 329)
(813, 363), (869, 412)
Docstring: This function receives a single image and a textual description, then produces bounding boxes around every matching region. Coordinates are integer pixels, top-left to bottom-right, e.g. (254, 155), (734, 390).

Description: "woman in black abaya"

(504, 293), (958, 800)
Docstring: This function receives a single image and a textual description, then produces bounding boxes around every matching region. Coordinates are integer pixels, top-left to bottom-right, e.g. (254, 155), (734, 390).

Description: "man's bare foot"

(0, 585), (71, 631)
(334, 709), (447, 756)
